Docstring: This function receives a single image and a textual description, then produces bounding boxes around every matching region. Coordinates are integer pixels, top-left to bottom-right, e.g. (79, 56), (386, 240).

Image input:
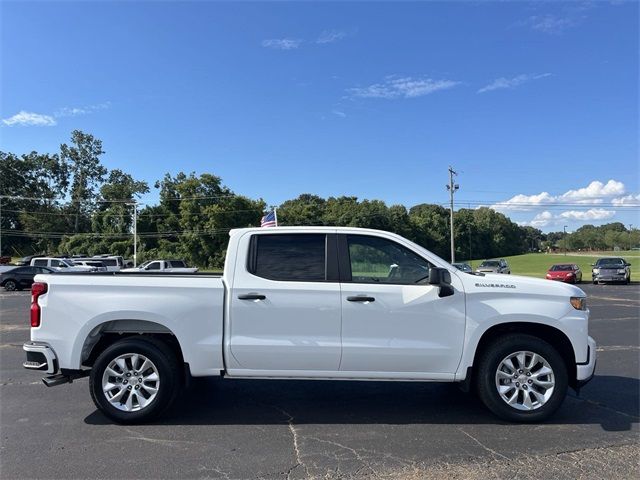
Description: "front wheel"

(3, 280), (17, 291)
(475, 334), (568, 422)
(89, 337), (181, 424)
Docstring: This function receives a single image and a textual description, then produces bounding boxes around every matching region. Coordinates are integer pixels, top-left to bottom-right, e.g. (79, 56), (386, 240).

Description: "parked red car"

(546, 264), (582, 284)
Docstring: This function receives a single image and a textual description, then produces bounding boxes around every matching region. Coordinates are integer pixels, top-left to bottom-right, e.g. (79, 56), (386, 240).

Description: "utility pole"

(446, 166), (459, 263)
(127, 202), (138, 267)
(563, 225), (568, 256)
(629, 224), (633, 251)
(0, 196), (3, 257)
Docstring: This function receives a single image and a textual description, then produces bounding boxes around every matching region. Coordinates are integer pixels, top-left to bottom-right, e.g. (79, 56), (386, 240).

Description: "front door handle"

(238, 294), (266, 300)
(347, 295), (375, 302)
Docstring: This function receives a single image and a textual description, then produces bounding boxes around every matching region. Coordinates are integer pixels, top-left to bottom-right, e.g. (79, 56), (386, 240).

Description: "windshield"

(480, 261), (499, 267)
(596, 258), (624, 267)
(550, 265), (573, 271)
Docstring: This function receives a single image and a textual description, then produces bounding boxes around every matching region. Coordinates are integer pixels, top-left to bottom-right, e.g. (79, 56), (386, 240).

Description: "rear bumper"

(576, 336), (597, 385)
(23, 342), (58, 374)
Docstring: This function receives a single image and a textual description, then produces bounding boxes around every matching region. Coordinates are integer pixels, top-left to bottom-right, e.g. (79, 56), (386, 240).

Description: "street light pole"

(629, 224), (633, 251)
(446, 166), (459, 263)
(563, 225), (568, 256)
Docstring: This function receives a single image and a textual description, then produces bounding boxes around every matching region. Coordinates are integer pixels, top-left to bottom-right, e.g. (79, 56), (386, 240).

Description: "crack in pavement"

(458, 428), (510, 461)
(273, 406), (310, 480)
(305, 436), (382, 478)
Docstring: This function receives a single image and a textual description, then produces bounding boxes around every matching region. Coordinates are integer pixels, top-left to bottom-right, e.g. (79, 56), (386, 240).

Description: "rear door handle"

(238, 294), (266, 300)
(347, 295), (375, 302)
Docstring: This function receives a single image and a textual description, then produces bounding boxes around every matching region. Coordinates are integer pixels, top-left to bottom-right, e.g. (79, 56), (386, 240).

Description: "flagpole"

(273, 207), (278, 227)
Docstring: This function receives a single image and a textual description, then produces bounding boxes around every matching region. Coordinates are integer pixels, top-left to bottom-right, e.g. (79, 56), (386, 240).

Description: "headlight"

(592, 268), (600, 274)
(570, 297), (587, 311)
(617, 269), (626, 274)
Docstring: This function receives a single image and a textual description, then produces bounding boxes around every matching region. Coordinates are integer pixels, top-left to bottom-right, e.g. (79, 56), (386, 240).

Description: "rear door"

(17, 267), (37, 287)
(228, 232), (342, 372)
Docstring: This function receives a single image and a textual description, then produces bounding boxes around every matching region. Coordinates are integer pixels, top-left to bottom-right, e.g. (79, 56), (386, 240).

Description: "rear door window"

(250, 234), (326, 282)
(33, 259), (47, 267)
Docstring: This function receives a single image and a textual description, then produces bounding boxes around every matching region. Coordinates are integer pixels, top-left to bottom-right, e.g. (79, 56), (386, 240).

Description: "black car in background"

(0, 266), (55, 291)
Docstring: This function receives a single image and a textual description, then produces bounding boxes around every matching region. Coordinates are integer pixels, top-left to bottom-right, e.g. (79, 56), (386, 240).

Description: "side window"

(250, 234), (326, 282)
(146, 262), (161, 270)
(33, 259), (47, 267)
(53, 260), (65, 267)
(346, 235), (431, 285)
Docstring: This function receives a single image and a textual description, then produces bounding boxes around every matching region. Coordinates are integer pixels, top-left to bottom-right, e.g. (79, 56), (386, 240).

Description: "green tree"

(60, 130), (107, 233)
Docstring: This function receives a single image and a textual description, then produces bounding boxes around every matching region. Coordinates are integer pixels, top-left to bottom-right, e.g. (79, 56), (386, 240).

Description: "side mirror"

(428, 267), (454, 298)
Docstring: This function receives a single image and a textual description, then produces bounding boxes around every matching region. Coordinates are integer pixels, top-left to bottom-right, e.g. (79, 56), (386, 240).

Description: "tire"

(3, 280), (17, 291)
(90, 337), (181, 424)
(475, 334), (568, 422)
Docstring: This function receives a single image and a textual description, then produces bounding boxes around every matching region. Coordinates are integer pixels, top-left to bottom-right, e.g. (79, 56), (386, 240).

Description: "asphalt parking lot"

(1, 283), (638, 479)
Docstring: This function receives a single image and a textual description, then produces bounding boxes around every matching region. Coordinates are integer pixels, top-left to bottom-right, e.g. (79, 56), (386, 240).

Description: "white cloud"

(527, 14), (578, 35)
(561, 180), (625, 201)
(612, 194), (640, 206)
(331, 110), (346, 118)
(55, 102), (110, 117)
(317, 30), (347, 44)
(262, 38), (302, 50)
(349, 76), (461, 99)
(2, 111), (57, 127)
(521, 211), (554, 228)
(492, 180), (628, 212)
(558, 208), (616, 222)
(478, 73), (552, 93)
(520, 208), (616, 228)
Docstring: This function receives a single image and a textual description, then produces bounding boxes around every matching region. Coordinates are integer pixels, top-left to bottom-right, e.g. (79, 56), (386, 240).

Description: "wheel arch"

(80, 319), (185, 371)
(468, 322), (578, 388)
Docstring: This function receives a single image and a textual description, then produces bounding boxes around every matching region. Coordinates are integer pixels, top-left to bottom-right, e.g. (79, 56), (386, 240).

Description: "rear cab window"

(248, 234), (328, 282)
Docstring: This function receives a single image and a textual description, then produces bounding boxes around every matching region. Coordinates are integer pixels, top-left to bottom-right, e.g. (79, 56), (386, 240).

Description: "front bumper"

(576, 336), (597, 386)
(593, 271), (627, 282)
(23, 342), (58, 374)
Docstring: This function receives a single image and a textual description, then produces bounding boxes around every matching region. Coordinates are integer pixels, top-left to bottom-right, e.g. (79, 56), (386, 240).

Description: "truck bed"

(31, 272), (226, 376)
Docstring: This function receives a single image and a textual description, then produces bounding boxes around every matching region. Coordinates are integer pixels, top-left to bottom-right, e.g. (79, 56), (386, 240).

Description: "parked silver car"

(476, 259), (511, 274)
(591, 257), (631, 284)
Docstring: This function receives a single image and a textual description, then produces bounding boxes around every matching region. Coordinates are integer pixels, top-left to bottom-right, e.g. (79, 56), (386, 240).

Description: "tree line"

(1, 131), (635, 267)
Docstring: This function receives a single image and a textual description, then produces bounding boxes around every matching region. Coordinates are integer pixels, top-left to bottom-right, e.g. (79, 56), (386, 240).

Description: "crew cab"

(23, 227), (596, 424)
(120, 259), (198, 273)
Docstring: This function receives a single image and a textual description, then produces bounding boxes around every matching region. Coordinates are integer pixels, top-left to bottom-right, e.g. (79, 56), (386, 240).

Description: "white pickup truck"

(23, 227), (596, 424)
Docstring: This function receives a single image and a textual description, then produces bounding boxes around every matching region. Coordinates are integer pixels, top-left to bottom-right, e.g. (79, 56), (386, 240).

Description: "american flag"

(260, 210), (277, 228)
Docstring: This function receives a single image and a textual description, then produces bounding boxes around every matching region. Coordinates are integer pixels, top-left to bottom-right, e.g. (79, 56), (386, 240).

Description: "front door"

(228, 232), (342, 373)
(339, 234), (466, 376)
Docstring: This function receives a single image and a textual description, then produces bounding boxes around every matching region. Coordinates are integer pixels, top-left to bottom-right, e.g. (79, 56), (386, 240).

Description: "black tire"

(3, 280), (17, 291)
(475, 334), (568, 422)
(90, 337), (181, 424)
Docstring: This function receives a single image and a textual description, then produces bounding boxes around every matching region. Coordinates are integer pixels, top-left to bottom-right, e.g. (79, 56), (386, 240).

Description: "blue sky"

(1, 0), (638, 232)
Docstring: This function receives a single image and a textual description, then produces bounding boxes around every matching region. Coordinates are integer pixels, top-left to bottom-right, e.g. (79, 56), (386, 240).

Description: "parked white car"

(75, 256), (123, 272)
(30, 257), (95, 272)
(120, 260), (198, 273)
(73, 260), (108, 272)
(23, 227), (595, 424)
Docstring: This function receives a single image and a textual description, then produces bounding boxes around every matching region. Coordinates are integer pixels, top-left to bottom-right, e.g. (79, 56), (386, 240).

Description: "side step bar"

(42, 370), (90, 387)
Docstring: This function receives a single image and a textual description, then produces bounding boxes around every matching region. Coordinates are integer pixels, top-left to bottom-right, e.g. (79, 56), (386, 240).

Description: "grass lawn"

(465, 252), (639, 280)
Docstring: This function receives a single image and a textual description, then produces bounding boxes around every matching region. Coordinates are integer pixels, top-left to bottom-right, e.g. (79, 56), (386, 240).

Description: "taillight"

(30, 282), (47, 328)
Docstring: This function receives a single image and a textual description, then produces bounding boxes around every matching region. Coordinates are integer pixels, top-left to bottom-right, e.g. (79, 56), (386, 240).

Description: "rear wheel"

(90, 337), (181, 424)
(3, 280), (17, 291)
(476, 334), (568, 422)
